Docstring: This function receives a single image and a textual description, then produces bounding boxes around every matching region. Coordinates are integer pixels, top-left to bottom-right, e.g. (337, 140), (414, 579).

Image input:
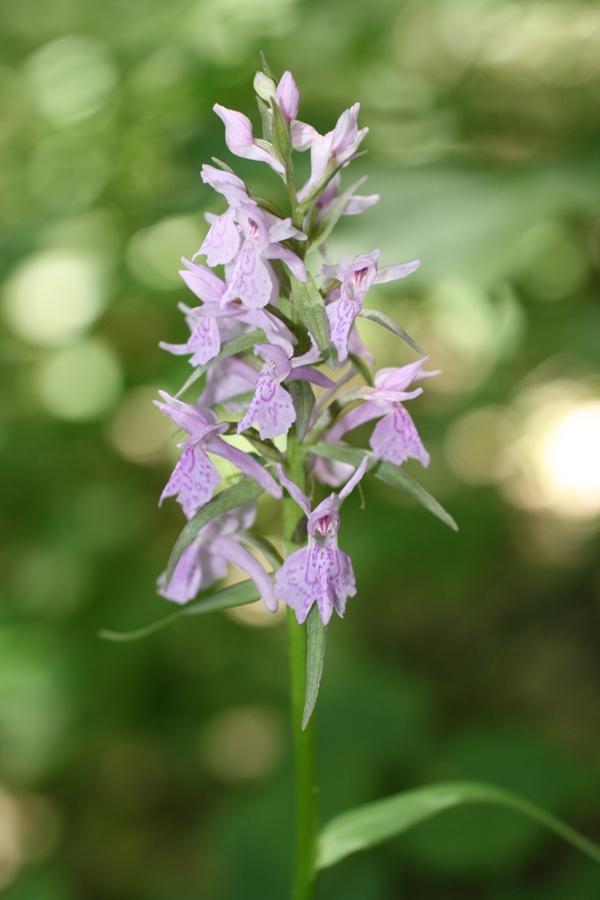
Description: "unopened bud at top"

(275, 71), (300, 121)
(254, 71), (277, 103)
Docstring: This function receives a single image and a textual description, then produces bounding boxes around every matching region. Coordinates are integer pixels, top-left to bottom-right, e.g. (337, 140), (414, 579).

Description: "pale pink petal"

(213, 104), (285, 175)
(326, 402), (382, 443)
(198, 358), (257, 411)
(238, 372), (296, 439)
(211, 536), (278, 612)
(222, 245), (274, 309)
(157, 538), (227, 604)
(290, 120), (319, 151)
(274, 464), (311, 516)
(326, 297), (361, 362)
(208, 437), (282, 499)
(201, 164), (249, 206)
(338, 454), (368, 500)
(266, 243), (307, 281)
(345, 193), (380, 215)
(370, 406), (430, 467)
(275, 71), (300, 121)
(199, 208), (240, 266)
(330, 103), (360, 154)
(274, 547), (315, 623)
(179, 260), (226, 303)
(159, 446), (222, 518)
(375, 259), (420, 283)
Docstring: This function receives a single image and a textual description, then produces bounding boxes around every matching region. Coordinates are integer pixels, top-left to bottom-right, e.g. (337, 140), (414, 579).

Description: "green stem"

(284, 434), (319, 900)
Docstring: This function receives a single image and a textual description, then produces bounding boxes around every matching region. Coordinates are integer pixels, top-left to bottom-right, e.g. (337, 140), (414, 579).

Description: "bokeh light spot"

(25, 35), (119, 126)
(107, 386), (172, 464)
(445, 406), (517, 485)
(126, 216), (205, 289)
(3, 249), (107, 347)
(28, 134), (110, 213)
(35, 338), (122, 421)
(200, 706), (283, 782)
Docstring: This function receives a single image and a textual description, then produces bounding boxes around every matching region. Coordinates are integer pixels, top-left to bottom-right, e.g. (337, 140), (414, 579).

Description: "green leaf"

(165, 477), (265, 584)
(243, 428), (285, 463)
(270, 99), (292, 160)
(358, 308), (424, 357)
(302, 604), (327, 730)
(306, 178), (369, 252)
(175, 329), (266, 398)
(256, 95), (272, 142)
(288, 380), (316, 440)
(98, 578), (263, 642)
(317, 780), (600, 870)
(290, 274), (333, 369)
(236, 532), (284, 570)
(259, 50), (278, 82)
(310, 442), (458, 531)
(348, 353), (373, 387)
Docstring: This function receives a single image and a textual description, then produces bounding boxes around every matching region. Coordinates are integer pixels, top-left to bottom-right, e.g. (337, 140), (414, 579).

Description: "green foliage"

(302, 605), (327, 730)
(317, 781), (600, 870)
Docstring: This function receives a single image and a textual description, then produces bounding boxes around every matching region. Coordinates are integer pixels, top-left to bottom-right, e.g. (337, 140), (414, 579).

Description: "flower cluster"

(157, 64), (436, 626)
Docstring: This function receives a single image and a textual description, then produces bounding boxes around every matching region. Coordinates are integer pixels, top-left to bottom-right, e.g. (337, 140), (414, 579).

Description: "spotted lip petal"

(274, 458), (367, 624)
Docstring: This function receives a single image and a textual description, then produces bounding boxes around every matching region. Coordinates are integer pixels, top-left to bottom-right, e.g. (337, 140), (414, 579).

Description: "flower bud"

(253, 71), (277, 103)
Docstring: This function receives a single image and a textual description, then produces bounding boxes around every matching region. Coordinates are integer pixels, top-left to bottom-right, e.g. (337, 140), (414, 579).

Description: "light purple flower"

(221, 206), (307, 309)
(195, 165), (254, 267)
(214, 104), (285, 175)
(238, 344), (335, 440)
(179, 257), (296, 357)
(326, 358), (439, 468)
(158, 501), (278, 612)
(160, 304), (222, 367)
(156, 392), (282, 518)
(322, 250), (421, 362)
(274, 457), (368, 625)
(292, 103), (369, 202)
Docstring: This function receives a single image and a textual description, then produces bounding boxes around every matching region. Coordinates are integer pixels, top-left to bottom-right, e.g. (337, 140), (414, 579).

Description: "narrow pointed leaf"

(259, 51), (278, 83)
(288, 380), (316, 440)
(359, 308), (424, 357)
(166, 477), (265, 584)
(310, 442), (457, 531)
(307, 178), (369, 252)
(317, 780), (600, 870)
(256, 95), (272, 141)
(243, 428), (285, 463)
(348, 353), (373, 387)
(98, 578), (263, 643)
(290, 274), (333, 369)
(236, 533), (284, 570)
(302, 604), (328, 730)
(176, 329), (266, 398)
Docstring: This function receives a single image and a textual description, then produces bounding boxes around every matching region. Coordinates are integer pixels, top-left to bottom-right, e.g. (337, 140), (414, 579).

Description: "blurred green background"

(2, 0), (600, 897)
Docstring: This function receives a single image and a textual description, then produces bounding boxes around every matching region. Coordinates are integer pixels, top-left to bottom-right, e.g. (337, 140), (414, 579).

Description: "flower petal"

(370, 406), (430, 467)
(160, 445), (222, 518)
(209, 436), (282, 499)
(212, 536), (278, 612)
(222, 245), (274, 309)
(275, 71), (300, 121)
(238, 372), (296, 439)
(199, 207), (240, 266)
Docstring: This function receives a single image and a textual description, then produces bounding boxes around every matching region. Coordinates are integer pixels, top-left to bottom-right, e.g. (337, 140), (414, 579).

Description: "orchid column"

(154, 60), (452, 900)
